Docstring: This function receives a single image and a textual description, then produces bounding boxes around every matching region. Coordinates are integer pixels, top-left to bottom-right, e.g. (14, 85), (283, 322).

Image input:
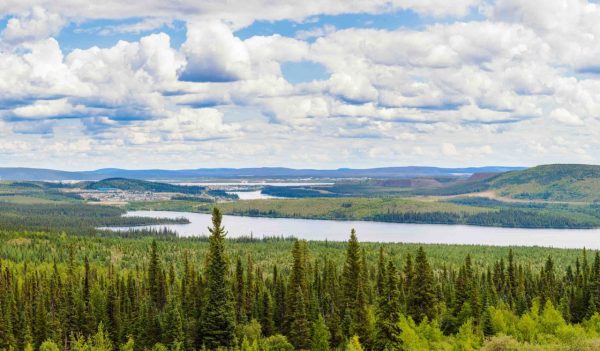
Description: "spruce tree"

(408, 247), (436, 323)
(311, 314), (331, 351)
(246, 255), (256, 321)
(148, 239), (165, 310)
(161, 292), (185, 348)
(260, 290), (275, 336)
(342, 230), (362, 313)
(199, 208), (235, 349)
(287, 240), (311, 349)
(374, 261), (402, 351)
(376, 247), (386, 296)
(288, 286), (311, 350)
(236, 257), (246, 323)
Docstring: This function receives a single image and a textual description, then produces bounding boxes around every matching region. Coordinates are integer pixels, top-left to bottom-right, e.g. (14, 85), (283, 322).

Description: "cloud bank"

(0, 0), (599, 169)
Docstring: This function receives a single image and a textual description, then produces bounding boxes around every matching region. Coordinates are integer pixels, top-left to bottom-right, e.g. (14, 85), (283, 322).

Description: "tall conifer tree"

(199, 208), (235, 349)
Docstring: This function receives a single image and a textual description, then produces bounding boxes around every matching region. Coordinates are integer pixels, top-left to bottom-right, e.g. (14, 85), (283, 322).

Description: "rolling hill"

(84, 178), (205, 194)
(427, 164), (600, 202)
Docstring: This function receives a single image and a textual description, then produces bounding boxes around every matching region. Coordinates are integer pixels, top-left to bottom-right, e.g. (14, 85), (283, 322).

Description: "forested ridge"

(0, 202), (188, 235)
(1, 209), (600, 350)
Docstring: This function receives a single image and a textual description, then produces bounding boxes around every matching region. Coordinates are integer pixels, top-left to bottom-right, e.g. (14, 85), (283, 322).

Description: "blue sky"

(0, 1), (599, 170)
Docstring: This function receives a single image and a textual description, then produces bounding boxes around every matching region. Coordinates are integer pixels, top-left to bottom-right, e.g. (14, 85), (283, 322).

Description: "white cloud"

(3, 1), (600, 168)
(179, 21), (251, 82)
(550, 108), (583, 126)
(441, 142), (458, 156)
(0, 1), (479, 30)
(1, 6), (64, 45)
(11, 99), (85, 119)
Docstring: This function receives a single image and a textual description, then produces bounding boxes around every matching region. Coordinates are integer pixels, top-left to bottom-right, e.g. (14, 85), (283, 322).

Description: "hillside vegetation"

(1, 212), (600, 351)
(84, 178), (205, 194)
(423, 164), (600, 202)
(130, 197), (600, 228)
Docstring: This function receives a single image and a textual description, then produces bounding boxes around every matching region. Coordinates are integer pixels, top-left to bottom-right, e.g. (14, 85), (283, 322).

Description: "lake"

(226, 190), (281, 200)
(111, 210), (600, 249)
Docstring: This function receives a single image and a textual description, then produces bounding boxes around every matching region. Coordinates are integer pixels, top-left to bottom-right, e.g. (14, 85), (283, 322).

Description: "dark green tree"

(199, 208), (236, 349)
(374, 261), (402, 351)
(407, 247), (436, 323)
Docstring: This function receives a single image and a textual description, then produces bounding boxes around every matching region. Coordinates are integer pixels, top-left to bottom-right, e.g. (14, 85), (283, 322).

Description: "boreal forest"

(0, 208), (600, 351)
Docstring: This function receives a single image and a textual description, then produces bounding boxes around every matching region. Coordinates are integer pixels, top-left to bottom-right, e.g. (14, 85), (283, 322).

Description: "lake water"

(226, 190), (281, 200)
(112, 210), (600, 249)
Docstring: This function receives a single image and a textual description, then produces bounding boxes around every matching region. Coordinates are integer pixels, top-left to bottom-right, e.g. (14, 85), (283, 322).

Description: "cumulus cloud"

(11, 99), (86, 119)
(1, 6), (64, 45)
(3, 1), (600, 168)
(179, 21), (251, 82)
(0, 1), (479, 30)
(550, 108), (583, 126)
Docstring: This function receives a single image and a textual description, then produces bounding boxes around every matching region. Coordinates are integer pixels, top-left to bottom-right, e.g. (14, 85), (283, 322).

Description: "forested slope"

(420, 164), (600, 202)
(84, 178), (205, 194)
(1, 209), (600, 351)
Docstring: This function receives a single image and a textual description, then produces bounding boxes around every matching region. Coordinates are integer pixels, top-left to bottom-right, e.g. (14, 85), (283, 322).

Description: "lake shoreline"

(129, 207), (600, 230)
(101, 210), (600, 249)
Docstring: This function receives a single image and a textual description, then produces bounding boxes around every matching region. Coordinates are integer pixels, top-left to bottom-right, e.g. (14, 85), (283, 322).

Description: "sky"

(1, 0), (600, 170)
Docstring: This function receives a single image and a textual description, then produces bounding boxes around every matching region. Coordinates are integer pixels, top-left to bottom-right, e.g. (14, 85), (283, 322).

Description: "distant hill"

(427, 164), (600, 202)
(0, 168), (88, 181)
(0, 166), (524, 181)
(84, 178), (205, 194)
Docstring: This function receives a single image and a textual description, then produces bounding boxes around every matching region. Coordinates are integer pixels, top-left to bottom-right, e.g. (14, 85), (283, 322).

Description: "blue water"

(102, 211), (600, 249)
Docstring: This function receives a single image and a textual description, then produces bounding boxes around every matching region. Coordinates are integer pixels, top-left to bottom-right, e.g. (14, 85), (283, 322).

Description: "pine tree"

(345, 335), (363, 351)
(342, 229), (361, 334)
(39, 340), (60, 351)
(376, 247), (386, 296)
(148, 239), (165, 310)
(246, 255), (256, 321)
(91, 323), (113, 351)
(342, 230), (362, 314)
(287, 240), (311, 349)
(374, 261), (402, 351)
(507, 249), (516, 306)
(161, 292), (185, 348)
(542, 256), (556, 305)
(199, 208), (236, 349)
(408, 247), (436, 323)
(288, 286), (311, 350)
(354, 270), (372, 350)
(106, 280), (121, 345)
(273, 265), (286, 335)
(311, 314), (331, 351)
(236, 257), (246, 323)
(260, 290), (275, 336)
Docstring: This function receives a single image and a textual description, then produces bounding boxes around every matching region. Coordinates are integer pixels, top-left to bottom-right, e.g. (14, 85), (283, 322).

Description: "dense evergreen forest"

(0, 202), (188, 235)
(1, 208), (600, 350)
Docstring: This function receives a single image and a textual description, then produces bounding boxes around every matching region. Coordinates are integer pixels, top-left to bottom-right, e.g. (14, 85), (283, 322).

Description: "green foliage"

(0, 201), (186, 235)
(408, 247), (437, 323)
(141, 194), (600, 229)
(425, 164), (600, 202)
(261, 335), (294, 351)
(344, 336), (363, 351)
(1, 211), (600, 350)
(85, 178), (205, 194)
(39, 341), (60, 351)
(199, 208), (236, 349)
(310, 315), (330, 351)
